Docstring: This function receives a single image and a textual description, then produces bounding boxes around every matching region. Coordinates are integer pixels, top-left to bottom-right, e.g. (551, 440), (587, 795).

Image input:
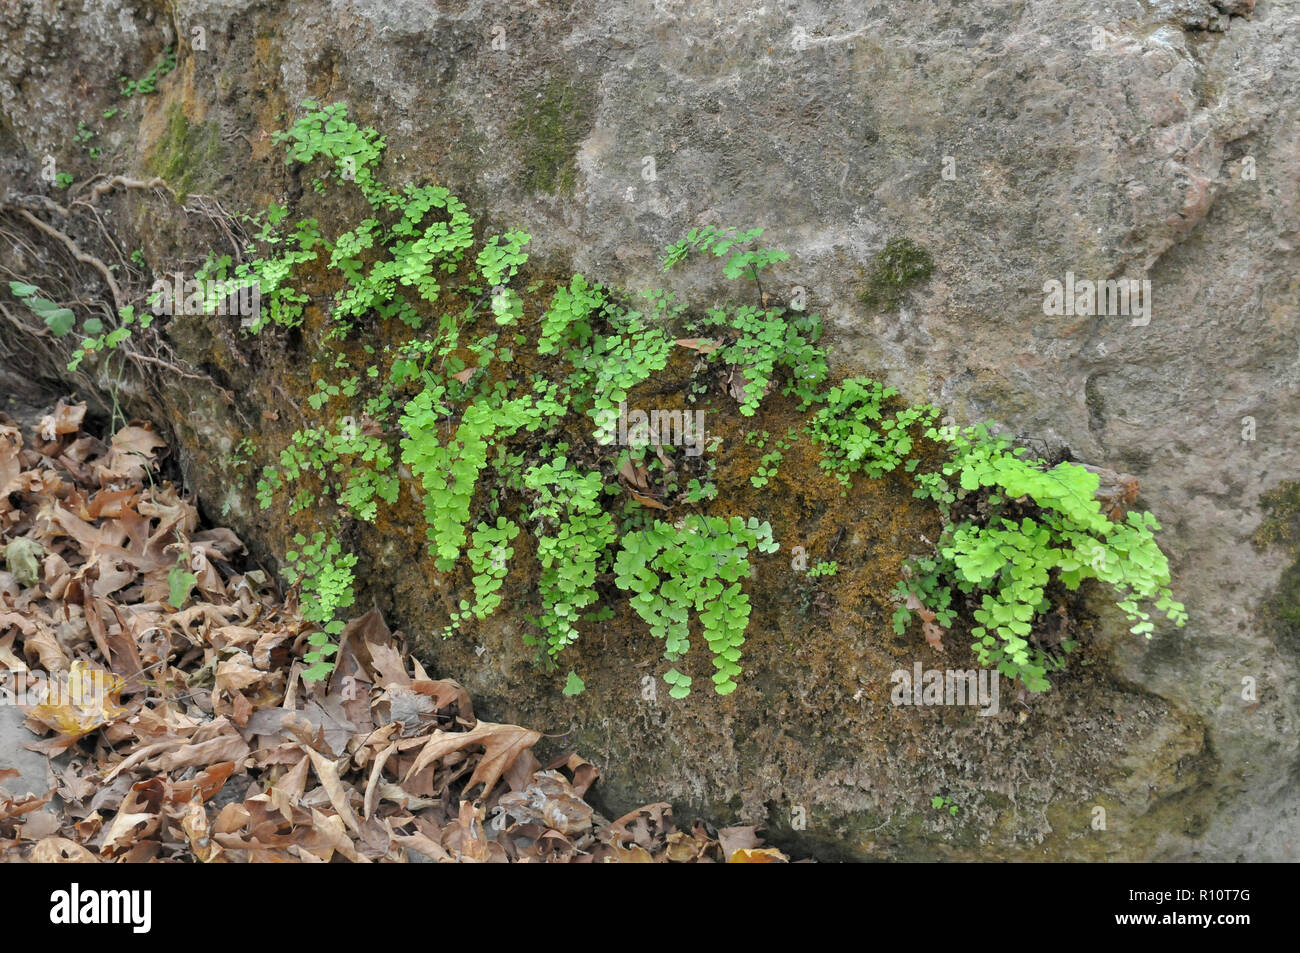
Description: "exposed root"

(5, 206), (124, 315)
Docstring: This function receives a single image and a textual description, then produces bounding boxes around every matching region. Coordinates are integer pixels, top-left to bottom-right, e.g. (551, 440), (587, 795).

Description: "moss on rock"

(510, 77), (593, 195)
(145, 102), (222, 198)
(860, 237), (935, 311)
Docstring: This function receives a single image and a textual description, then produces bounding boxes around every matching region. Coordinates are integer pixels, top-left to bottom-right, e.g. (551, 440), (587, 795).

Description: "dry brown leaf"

(728, 847), (789, 863)
(363, 742), (398, 820)
(718, 824), (763, 858)
(170, 762), (237, 805)
(38, 401), (86, 441)
(101, 811), (157, 855)
(404, 721), (541, 797)
(922, 619), (946, 652)
(31, 836), (99, 863)
(96, 423), (167, 484)
(610, 842), (655, 863)
(305, 746), (362, 835)
(180, 797), (220, 862)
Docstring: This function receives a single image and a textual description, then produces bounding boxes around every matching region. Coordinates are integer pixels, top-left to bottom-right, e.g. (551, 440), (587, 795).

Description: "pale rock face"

(0, 0), (1296, 859)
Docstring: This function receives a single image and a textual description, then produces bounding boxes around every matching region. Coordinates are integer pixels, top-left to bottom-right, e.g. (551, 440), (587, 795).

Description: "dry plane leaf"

(390, 829), (451, 862)
(616, 456), (668, 509)
(411, 677), (474, 723)
(31, 836), (99, 863)
(302, 808), (366, 863)
(180, 797), (220, 863)
(0, 429), (21, 500)
(610, 842), (655, 863)
(21, 625), (70, 673)
(367, 640), (410, 690)
(674, 337), (721, 354)
(170, 762), (237, 805)
(0, 790), (51, 823)
(626, 488), (668, 510)
(404, 721), (542, 797)
(97, 423), (167, 483)
(269, 753), (311, 823)
(305, 746), (362, 835)
(101, 810), (157, 855)
(38, 401), (86, 441)
(718, 824), (763, 858)
(363, 742), (398, 820)
(157, 732), (250, 772)
(548, 750), (599, 797)
(617, 456), (651, 494)
(497, 770), (593, 835)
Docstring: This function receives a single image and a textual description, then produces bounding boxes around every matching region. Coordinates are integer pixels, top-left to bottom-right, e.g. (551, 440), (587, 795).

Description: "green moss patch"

(510, 78), (593, 195)
(860, 237), (935, 310)
(146, 103), (222, 199)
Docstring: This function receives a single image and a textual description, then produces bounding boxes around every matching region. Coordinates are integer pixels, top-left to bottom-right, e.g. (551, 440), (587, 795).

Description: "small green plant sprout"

(54, 172), (74, 189)
(166, 556), (198, 609)
(931, 795), (958, 817)
(563, 671), (586, 696)
(521, 457), (617, 658)
(67, 305), (153, 372)
(9, 281), (76, 337)
(75, 122), (99, 159)
(860, 237), (934, 310)
(227, 437), (257, 469)
(807, 376), (939, 490)
(281, 531), (358, 681)
(9, 283), (142, 372)
(120, 45), (177, 97)
(751, 449), (783, 489)
(685, 478), (718, 504)
(808, 560), (838, 579)
(662, 225), (787, 281)
(443, 518), (521, 636)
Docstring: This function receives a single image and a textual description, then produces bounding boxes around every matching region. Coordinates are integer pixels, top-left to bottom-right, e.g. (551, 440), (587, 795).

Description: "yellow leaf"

(728, 847), (789, 863)
(31, 660), (126, 739)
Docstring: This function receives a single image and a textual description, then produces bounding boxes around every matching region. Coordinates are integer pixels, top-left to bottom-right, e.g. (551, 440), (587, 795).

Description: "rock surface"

(0, 706), (52, 800)
(0, 0), (1297, 859)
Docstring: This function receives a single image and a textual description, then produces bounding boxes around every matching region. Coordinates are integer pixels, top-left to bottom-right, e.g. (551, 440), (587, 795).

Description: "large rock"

(0, 0), (1297, 859)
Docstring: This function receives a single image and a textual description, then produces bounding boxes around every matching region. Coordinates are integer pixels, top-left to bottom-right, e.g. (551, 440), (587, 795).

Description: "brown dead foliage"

(0, 404), (782, 863)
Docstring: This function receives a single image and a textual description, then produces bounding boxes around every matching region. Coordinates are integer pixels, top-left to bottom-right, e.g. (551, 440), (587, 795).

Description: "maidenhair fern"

(220, 101), (1186, 697)
(522, 457), (618, 656)
(614, 516), (778, 696)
